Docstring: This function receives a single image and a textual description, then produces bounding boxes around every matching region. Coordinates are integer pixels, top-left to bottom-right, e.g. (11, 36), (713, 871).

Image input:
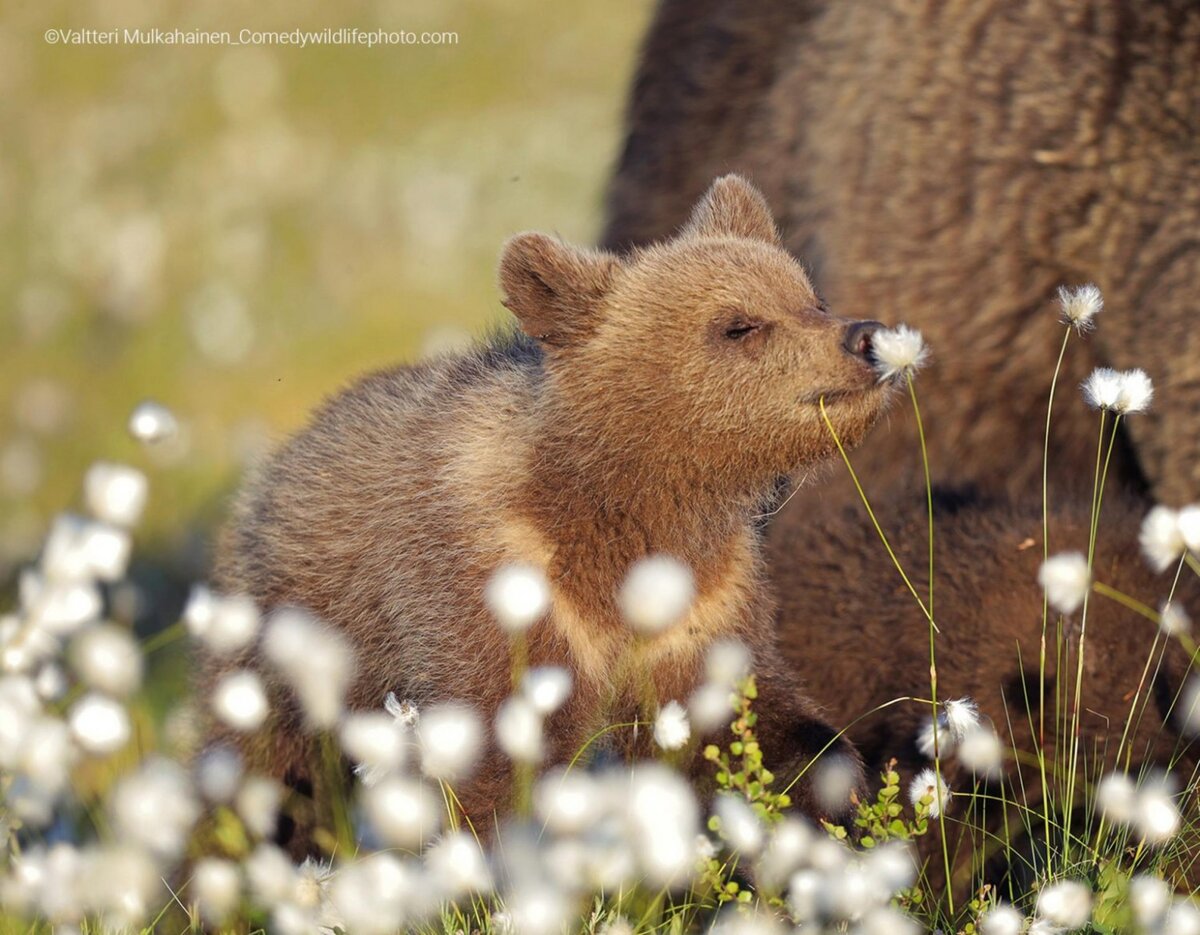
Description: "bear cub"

(206, 175), (896, 850)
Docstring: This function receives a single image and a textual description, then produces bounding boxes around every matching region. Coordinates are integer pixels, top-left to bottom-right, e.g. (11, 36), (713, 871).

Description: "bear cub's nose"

(842, 320), (883, 363)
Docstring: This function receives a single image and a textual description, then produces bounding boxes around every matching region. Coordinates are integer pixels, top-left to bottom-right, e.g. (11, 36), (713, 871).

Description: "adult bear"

(602, 0), (1200, 505)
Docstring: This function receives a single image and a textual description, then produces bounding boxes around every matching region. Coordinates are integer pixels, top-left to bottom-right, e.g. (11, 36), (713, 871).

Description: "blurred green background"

(0, 0), (652, 589)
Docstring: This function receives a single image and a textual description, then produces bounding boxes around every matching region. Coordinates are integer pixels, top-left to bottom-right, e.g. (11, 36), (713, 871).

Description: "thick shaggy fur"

(769, 490), (1200, 887)
(602, 0), (1200, 505)
(206, 176), (895, 852)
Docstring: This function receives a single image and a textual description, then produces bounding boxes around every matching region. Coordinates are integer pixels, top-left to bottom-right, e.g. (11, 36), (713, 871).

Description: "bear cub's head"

(500, 175), (895, 491)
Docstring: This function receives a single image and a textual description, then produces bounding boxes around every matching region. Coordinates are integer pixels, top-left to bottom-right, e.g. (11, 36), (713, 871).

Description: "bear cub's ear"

(684, 174), (780, 245)
(499, 233), (620, 349)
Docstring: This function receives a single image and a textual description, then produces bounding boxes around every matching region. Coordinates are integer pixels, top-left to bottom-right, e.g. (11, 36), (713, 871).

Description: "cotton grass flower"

(485, 564), (550, 633)
(625, 764), (701, 887)
(416, 702), (483, 780)
(653, 700), (691, 751)
(958, 726), (1005, 778)
(262, 608), (354, 729)
(619, 555), (695, 634)
(1057, 283), (1102, 333)
(1096, 772), (1138, 825)
(327, 853), (414, 935)
(534, 767), (599, 834)
(109, 757), (200, 859)
(83, 462), (148, 528)
(362, 776), (440, 848)
(425, 831), (492, 896)
(1081, 367), (1122, 410)
(69, 623), (143, 696)
(908, 768), (950, 818)
(1140, 506), (1187, 572)
(1130, 875), (1172, 931)
(871, 324), (929, 381)
(1135, 775), (1181, 845)
(1160, 601), (1191, 637)
(705, 639), (751, 686)
(522, 665), (572, 714)
(192, 858), (242, 926)
(41, 514), (130, 583)
(1182, 678), (1200, 736)
(980, 904), (1024, 935)
(212, 670), (270, 732)
(1036, 880), (1092, 930)
(184, 586), (260, 654)
(755, 817), (813, 892)
(714, 793), (765, 855)
(236, 775), (282, 839)
(1039, 552), (1091, 614)
(812, 754), (859, 815)
(68, 692), (131, 754)
(1179, 504), (1200, 553)
(1116, 368), (1154, 414)
(495, 695), (544, 762)
(128, 399), (178, 443)
(689, 681), (736, 733)
(196, 746), (243, 803)
(340, 710), (406, 784)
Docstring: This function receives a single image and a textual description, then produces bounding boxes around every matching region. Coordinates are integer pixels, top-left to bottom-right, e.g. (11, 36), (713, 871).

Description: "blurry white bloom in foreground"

(68, 692), (131, 754)
(812, 754), (859, 815)
(363, 776), (440, 849)
(236, 775), (282, 839)
(263, 609), (354, 729)
(212, 670), (270, 732)
(871, 324), (928, 382)
(69, 623), (143, 696)
(653, 700), (691, 751)
(534, 767), (599, 834)
(706, 639), (752, 686)
(1036, 879), (1092, 929)
(1130, 875), (1172, 931)
(505, 883), (571, 935)
(1141, 506), (1187, 572)
(625, 764), (701, 887)
(81, 845), (161, 929)
(917, 697), (980, 759)
(1115, 368), (1154, 414)
(1166, 900), (1200, 935)
(244, 843), (297, 907)
(328, 853), (414, 935)
(1039, 552), (1090, 614)
(196, 746), (243, 803)
(19, 574), (102, 638)
(756, 818), (813, 891)
(110, 758), (200, 859)
(522, 666), (572, 714)
(689, 682), (735, 733)
(714, 793), (765, 855)
(340, 711), (406, 785)
(1179, 504), (1200, 553)
(485, 564), (550, 633)
(83, 462), (148, 528)
(495, 695), (544, 763)
(34, 662), (67, 702)
(1096, 772), (1138, 825)
(1057, 283), (1102, 333)
(1160, 601), (1191, 637)
(417, 703), (482, 780)
(425, 831), (492, 896)
(1135, 774), (1180, 845)
(980, 903), (1025, 935)
(1081, 367), (1122, 410)
(943, 698), (980, 737)
(1181, 678), (1200, 736)
(619, 555), (695, 634)
(909, 768), (950, 818)
(192, 858), (242, 926)
(184, 587), (260, 654)
(42, 514), (131, 583)
(958, 726), (1005, 778)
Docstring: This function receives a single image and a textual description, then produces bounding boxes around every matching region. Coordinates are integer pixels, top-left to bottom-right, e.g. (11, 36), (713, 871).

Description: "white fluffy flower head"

(1038, 552), (1090, 614)
(1082, 367), (1154, 414)
(653, 700), (691, 751)
(908, 768), (950, 818)
(485, 564), (550, 633)
(870, 324), (929, 382)
(1057, 283), (1102, 332)
(619, 555), (695, 634)
(522, 666), (572, 714)
(1036, 880), (1092, 929)
(128, 400), (178, 444)
(1081, 367), (1122, 410)
(84, 462), (148, 528)
(1140, 506), (1186, 573)
(1115, 368), (1154, 414)
(212, 670), (270, 732)
(417, 703), (482, 780)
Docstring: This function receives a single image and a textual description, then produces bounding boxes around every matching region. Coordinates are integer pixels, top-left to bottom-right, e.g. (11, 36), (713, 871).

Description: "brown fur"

(204, 176), (896, 853)
(602, 0), (1200, 506)
(769, 489), (1200, 889)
